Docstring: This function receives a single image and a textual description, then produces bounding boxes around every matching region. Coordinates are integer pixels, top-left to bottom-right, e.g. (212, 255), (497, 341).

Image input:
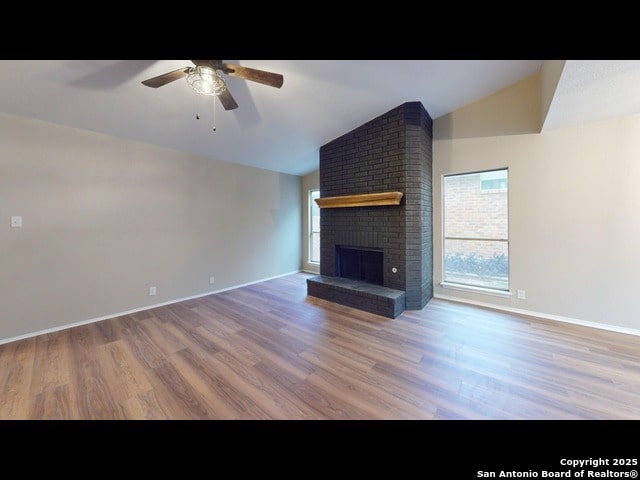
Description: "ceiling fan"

(141, 60), (284, 111)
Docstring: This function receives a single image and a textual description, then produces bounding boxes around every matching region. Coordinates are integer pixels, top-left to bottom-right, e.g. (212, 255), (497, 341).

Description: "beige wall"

(433, 75), (640, 333)
(0, 112), (301, 342)
(301, 170), (320, 273)
(435, 73), (540, 140)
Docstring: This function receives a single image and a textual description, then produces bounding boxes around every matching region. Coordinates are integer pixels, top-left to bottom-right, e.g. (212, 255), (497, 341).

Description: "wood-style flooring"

(1, 273), (639, 419)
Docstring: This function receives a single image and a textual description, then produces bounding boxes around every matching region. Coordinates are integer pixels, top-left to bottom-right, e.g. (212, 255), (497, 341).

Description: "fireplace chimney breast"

(307, 101), (433, 318)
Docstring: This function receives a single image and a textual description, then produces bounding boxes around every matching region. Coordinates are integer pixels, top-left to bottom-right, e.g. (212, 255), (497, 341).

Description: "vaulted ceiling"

(0, 60), (636, 176)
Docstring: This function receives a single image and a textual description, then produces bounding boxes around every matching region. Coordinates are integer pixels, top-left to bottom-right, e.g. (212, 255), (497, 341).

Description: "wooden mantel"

(314, 191), (403, 209)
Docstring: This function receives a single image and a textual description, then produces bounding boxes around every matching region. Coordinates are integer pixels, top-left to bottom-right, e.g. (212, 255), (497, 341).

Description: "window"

(309, 189), (320, 263)
(480, 170), (508, 192)
(443, 169), (508, 291)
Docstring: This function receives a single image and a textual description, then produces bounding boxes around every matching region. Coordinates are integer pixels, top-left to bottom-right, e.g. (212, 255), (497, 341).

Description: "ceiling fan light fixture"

(186, 66), (227, 96)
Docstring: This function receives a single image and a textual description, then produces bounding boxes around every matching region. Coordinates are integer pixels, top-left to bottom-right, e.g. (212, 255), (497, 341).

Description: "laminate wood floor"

(1, 273), (639, 419)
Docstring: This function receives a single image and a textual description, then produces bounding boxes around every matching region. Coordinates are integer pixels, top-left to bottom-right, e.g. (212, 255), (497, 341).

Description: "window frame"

(442, 168), (510, 293)
(309, 189), (320, 264)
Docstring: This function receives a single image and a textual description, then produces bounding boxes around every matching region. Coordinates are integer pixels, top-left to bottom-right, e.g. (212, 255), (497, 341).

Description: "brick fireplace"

(307, 101), (433, 318)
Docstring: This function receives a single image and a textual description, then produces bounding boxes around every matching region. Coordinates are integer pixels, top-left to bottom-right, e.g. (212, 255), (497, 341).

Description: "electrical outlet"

(517, 289), (526, 300)
(209, 276), (215, 285)
(149, 286), (157, 296)
(11, 216), (22, 228)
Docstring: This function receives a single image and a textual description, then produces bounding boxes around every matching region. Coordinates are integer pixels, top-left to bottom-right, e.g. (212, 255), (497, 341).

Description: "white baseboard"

(433, 293), (640, 337)
(0, 270), (302, 346)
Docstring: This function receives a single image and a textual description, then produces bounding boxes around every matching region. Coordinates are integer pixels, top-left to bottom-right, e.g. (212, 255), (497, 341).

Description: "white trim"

(434, 293), (640, 338)
(308, 189), (321, 264)
(301, 269), (319, 275)
(0, 270), (301, 346)
(440, 281), (512, 298)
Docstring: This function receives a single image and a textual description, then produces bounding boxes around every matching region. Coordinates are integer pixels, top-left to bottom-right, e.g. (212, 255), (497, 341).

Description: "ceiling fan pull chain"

(196, 92), (205, 120)
(212, 95), (217, 132)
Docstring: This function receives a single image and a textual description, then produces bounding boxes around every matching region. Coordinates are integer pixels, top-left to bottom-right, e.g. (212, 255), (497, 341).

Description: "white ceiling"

(0, 60), (637, 176)
(542, 60), (640, 131)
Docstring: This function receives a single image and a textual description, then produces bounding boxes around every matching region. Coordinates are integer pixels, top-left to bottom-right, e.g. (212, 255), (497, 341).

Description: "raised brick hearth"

(307, 275), (405, 319)
(307, 101), (433, 318)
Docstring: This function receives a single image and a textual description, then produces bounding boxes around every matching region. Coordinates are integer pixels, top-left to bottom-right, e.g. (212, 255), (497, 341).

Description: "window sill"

(440, 282), (512, 298)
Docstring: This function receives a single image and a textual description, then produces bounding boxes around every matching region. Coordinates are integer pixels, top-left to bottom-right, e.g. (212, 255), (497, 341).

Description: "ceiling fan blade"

(218, 88), (238, 110)
(141, 67), (189, 88)
(221, 63), (284, 88)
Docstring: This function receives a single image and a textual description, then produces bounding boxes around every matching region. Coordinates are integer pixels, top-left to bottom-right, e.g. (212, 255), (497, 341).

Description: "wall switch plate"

(11, 216), (22, 228)
(517, 289), (526, 299)
(149, 286), (157, 296)
(209, 276), (215, 285)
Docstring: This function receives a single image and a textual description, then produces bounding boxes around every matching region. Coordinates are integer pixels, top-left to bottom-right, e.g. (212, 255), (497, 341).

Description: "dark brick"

(313, 102), (433, 315)
(307, 275), (405, 318)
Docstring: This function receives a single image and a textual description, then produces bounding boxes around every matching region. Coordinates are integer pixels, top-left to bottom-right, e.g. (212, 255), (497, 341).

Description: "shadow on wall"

(434, 73), (541, 141)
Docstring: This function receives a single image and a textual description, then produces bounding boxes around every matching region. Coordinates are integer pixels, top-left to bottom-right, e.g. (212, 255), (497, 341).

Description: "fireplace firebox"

(336, 246), (383, 286)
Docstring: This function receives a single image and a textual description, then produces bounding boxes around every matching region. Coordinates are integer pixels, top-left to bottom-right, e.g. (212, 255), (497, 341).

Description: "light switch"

(11, 216), (22, 228)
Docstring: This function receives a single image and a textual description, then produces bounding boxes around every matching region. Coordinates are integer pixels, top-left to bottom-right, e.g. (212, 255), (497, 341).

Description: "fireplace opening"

(336, 246), (383, 286)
